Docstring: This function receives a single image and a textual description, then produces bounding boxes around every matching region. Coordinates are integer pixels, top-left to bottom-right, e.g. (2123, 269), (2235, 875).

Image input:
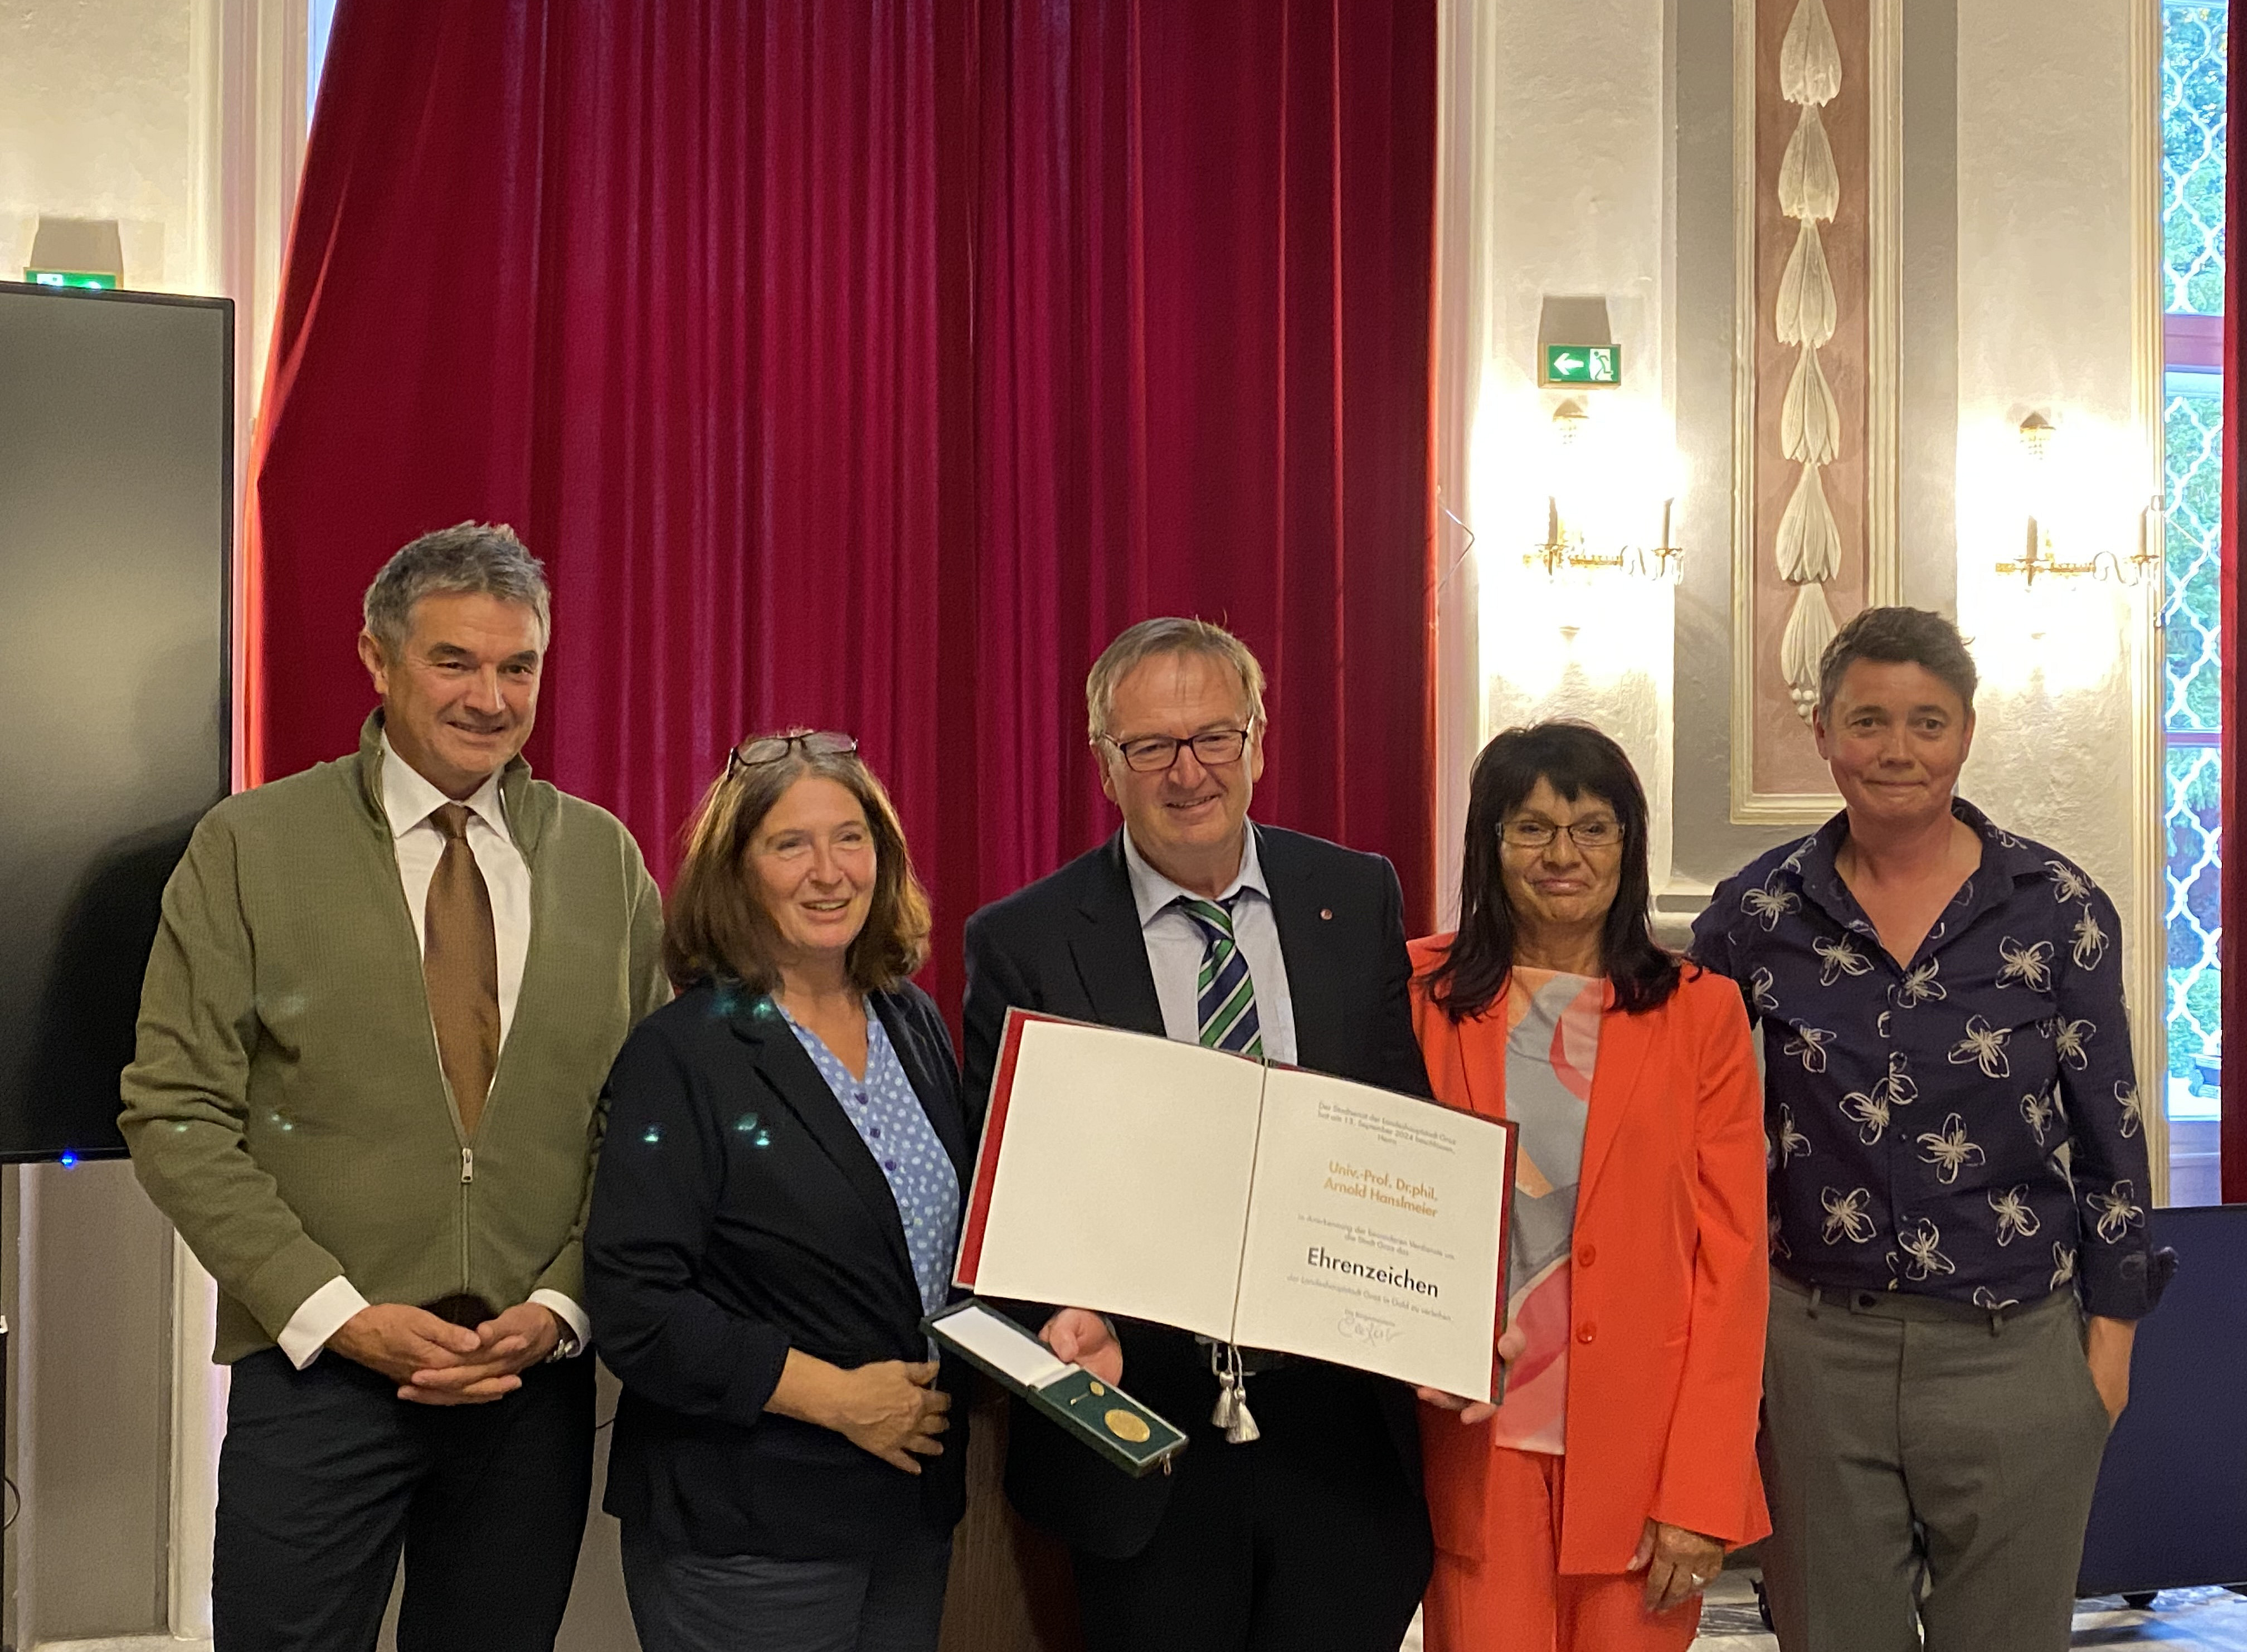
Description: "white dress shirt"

(276, 735), (587, 1369)
(1122, 824), (1297, 1065)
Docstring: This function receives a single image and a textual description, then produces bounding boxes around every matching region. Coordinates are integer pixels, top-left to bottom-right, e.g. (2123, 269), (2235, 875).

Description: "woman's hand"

(1415, 1321), (1528, 1425)
(1628, 1518), (1725, 1614)
(769, 1352), (951, 1473)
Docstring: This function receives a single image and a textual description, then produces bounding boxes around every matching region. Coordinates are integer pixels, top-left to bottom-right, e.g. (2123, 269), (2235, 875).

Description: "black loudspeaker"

(2078, 1203), (2247, 1597)
(0, 281), (232, 1163)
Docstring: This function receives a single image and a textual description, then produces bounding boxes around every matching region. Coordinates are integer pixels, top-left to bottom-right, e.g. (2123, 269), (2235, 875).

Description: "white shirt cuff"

(528, 1290), (590, 1358)
(278, 1276), (371, 1370)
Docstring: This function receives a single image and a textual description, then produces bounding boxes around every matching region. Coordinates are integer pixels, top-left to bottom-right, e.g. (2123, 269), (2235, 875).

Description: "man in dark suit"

(962, 617), (1436, 1652)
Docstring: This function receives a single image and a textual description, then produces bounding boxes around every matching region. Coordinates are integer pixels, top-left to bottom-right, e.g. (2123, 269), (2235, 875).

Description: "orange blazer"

(1409, 936), (1771, 1574)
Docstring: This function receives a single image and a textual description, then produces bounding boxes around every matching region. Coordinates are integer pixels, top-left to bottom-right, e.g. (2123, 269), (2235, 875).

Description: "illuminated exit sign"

(1543, 344), (1620, 385)
(26, 270), (119, 290)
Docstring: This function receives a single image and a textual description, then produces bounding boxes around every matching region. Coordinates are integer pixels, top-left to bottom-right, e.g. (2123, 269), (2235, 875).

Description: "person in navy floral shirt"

(1697, 801), (2157, 1319)
(1692, 608), (2166, 1652)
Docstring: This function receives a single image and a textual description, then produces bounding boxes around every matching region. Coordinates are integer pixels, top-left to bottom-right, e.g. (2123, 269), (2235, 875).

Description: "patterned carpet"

(1689, 1574), (2247, 1651)
(1400, 1575), (2247, 1651)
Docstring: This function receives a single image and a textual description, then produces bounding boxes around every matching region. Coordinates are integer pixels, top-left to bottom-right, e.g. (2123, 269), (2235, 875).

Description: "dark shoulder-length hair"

(1422, 721), (1682, 1021)
(663, 733), (932, 996)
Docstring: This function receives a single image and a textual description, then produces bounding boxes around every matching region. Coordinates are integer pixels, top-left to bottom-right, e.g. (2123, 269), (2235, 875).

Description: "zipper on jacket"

(459, 1146), (474, 1295)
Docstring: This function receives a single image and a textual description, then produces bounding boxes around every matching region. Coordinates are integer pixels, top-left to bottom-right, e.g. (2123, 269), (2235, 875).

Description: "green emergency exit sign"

(1544, 344), (1620, 385)
(26, 270), (118, 290)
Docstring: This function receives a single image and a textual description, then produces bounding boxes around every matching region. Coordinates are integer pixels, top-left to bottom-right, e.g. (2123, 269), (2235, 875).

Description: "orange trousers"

(1421, 1446), (1701, 1652)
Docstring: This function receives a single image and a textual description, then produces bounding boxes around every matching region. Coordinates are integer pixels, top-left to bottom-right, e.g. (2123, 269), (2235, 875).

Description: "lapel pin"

(1320, 908), (1334, 921)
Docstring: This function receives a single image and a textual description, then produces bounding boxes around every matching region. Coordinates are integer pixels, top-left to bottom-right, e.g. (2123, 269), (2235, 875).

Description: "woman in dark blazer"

(586, 730), (971, 1652)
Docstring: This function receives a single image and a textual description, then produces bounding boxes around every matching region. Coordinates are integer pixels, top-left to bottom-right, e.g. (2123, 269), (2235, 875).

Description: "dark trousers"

(1760, 1274), (2113, 1652)
(213, 1346), (595, 1652)
(1069, 1364), (1432, 1652)
(620, 1527), (952, 1652)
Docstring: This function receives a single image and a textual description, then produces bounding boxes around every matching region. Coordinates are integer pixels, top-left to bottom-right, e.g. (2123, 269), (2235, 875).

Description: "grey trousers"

(620, 1528), (952, 1652)
(1760, 1273), (2113, 1652)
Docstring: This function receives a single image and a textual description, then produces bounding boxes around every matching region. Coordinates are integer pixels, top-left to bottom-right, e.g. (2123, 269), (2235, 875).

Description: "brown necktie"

(424, 803), (500, 1136)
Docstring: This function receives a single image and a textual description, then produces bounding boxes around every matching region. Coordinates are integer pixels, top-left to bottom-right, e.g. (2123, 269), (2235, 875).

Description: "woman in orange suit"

(1412, 722), (1769, 1651)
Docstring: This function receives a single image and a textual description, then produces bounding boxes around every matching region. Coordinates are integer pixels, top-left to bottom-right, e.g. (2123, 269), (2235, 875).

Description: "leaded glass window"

(2161, 0), (2226, 1205)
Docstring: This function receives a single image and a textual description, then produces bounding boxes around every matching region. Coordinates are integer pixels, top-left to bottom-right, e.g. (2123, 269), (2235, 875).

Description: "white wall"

(0, 0), (199, 289)
(1953, 0), (2166, 1130)
(1437, 0), (1681, 919)
(1954, 0), (2149, 825)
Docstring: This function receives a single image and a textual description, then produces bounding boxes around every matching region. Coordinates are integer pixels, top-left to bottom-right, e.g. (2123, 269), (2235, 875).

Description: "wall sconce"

(1523, 401), (1682, 581)
(2017, 410), (2054, 462)
(1992, 412), (2160, 589)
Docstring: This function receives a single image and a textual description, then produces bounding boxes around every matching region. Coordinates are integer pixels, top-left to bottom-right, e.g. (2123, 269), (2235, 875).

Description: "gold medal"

(1105, 1408), (1151, 1444)
(1088, 1381), (1106, 1396)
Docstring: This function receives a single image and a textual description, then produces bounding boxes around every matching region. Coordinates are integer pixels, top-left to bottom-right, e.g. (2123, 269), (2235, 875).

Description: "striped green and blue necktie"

(1176, 895), (1264, 1058)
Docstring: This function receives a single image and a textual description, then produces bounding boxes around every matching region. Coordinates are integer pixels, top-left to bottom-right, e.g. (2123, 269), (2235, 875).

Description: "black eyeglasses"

(726, 730), (859, 775)
(1500, 817), (1624, 850)
(1098, 728), (1253, 774)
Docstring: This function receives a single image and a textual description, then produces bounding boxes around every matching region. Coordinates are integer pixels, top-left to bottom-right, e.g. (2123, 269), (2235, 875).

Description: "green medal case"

(925, 1299), (1188, 1478)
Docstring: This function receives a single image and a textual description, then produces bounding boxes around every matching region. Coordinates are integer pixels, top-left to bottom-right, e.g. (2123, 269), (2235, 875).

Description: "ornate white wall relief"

(1731, 0), (1900, 820)
(1774, 0), (1841, 718)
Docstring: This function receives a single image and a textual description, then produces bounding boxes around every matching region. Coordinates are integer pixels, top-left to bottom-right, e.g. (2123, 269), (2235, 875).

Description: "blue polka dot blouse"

(779, 1002), (963, 1318)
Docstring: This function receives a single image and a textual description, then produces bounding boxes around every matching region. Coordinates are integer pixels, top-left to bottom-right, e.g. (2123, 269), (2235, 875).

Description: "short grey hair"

(362, 522), (552, 657)
(1085, 617), (1268, 742)
(1816, 605), (1978, 718)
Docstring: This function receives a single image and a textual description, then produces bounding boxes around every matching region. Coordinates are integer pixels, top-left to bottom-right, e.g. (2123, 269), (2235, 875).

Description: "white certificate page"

(961, 1016), (1268, 1343)
(1232, 1066), (1513, 1400)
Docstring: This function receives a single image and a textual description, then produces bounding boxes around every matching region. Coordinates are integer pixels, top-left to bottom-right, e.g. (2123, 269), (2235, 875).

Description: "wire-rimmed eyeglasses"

(726, 729), (859, 776)
(1499, 817), (1624, 851)
(1098, 728), (1253, 774)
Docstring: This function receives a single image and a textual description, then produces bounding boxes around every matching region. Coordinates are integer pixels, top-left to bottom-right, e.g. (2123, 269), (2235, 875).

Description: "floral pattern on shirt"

(1691, 799), (2158, 1319)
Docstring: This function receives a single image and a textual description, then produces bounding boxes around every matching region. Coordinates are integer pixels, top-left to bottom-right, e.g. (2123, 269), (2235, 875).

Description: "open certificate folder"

(955, 1010), (1519, 1402)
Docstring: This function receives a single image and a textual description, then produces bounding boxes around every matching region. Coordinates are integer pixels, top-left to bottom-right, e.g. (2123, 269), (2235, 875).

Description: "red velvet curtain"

(967, 0), (1437, 909)
(250, 0), (1436, 1021)
(253, 3), (974, 847)
(2220, 0), (2243, 1201)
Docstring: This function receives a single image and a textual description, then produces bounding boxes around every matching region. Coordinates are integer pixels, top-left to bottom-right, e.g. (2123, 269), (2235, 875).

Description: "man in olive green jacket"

(122, 523), (668, 1652)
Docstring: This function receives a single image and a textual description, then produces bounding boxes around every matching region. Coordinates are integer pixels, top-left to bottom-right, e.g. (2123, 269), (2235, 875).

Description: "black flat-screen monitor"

(0, 281), (232, 1163)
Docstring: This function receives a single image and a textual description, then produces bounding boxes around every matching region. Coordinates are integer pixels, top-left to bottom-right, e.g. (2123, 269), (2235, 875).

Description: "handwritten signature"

(1338, 1310), (1401, 1346)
